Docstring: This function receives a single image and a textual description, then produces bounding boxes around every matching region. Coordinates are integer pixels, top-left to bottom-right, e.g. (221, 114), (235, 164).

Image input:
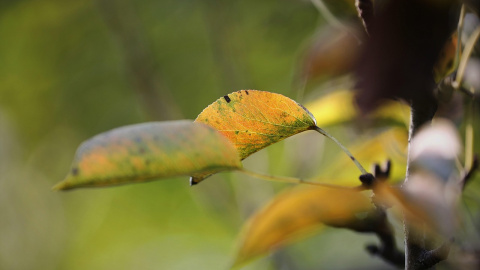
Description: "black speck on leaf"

(224, 95), (231, 103)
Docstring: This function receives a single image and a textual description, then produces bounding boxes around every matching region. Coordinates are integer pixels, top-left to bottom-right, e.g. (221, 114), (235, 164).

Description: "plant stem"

(355, 0), (374, 35)
(310, 0), (345, 30)
(310, 0), (362, 43)
(313, 126), (368, 175)
(465, 99), (475, 173)
(404, 98), (438, 270)
(238, 168), (355, 189)
(454, 4), (465, 70)
(454, 25), (480, 93)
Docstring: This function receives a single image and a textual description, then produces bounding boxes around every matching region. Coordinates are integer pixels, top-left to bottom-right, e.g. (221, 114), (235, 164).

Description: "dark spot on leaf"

(224, 95), (231, 103)
(350, 156), (356, 161)
(235, 131), (239, 135)
(245, 90), (249, 95)
(71, 167), (79, 176)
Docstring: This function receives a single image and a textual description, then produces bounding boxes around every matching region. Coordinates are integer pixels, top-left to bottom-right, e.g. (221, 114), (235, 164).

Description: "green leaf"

(53, 120), (242, 190)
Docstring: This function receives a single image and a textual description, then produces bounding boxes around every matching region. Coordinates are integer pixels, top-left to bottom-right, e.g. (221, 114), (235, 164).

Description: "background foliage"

(1, 0), (479, 269)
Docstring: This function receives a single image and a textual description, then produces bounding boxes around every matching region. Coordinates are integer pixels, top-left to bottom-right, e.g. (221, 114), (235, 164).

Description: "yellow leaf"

(233, 186), (373, 267)
(305, 89), (410, 127)
(193, 90), (317, 184)
(322, 127), (408, 186)
(53, 121), (242, 190)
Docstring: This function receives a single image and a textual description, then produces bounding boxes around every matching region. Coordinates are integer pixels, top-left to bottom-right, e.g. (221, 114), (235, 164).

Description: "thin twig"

(310, 0), (345, 30)
(454, 4), (466, 70)
(312, 126), (368, 175)
(355, 0), (374, 35)
(465, 99), (475, 173)
(310, 0), (362, 43)
(238, 168), (358, 189)
(453, 26), (480, 93)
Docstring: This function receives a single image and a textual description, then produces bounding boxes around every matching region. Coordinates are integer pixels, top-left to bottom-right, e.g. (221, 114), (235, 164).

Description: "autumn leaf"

(232, 186), (374, 267)
(305, 89), (410, 128)
(192, 90), (317, 184)
(53, 120), (242, 190)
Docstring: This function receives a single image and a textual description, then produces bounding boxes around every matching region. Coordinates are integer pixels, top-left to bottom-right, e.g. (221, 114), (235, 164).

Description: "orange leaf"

(192, 90), (316, 184)
(233, 186), (373, 267)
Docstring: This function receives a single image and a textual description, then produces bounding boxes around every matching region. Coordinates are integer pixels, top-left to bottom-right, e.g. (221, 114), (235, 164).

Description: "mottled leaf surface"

(196, 90), (317, 159)
(54, 120), (241, 190)
(233, 186), (373, 266)
(192, 90), (316, 184)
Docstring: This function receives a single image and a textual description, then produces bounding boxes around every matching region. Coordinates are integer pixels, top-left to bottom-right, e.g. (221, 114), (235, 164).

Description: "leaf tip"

(189, 177), (199, 186)
(52, 180), (73, 191)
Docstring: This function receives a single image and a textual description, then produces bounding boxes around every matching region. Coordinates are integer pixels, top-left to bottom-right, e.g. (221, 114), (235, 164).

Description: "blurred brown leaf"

(300, 25), (361, 84)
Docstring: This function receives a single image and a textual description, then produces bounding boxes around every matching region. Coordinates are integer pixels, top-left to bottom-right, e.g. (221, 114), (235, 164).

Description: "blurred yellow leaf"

(322, 127), (408, 185)
(54, 121), (242, 190)
(193, 90), (317, 184)
(233, 186), (373, 267)
(232, 127), (408, 265)
(305, 89), (410, 128)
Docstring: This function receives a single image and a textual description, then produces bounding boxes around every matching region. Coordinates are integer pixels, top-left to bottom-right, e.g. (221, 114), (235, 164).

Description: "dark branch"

(366, 208), (405, 267)
(462, 154), (479, 189)
(417, 241), (452, 270)
(355, 0), (374, 35)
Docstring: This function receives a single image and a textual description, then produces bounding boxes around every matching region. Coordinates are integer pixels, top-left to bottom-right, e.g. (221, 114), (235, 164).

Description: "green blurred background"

(1, 0), (464, 269)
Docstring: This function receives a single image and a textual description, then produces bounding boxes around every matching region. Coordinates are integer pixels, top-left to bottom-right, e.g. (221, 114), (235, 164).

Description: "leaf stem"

(313, 126), (368, 175)
(454, 25), (480, 92)
(238, 168), (356, 189)
(310, 0), (362, 43)
(465, 99), (475, 172)
(454, 4), (465, 70)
